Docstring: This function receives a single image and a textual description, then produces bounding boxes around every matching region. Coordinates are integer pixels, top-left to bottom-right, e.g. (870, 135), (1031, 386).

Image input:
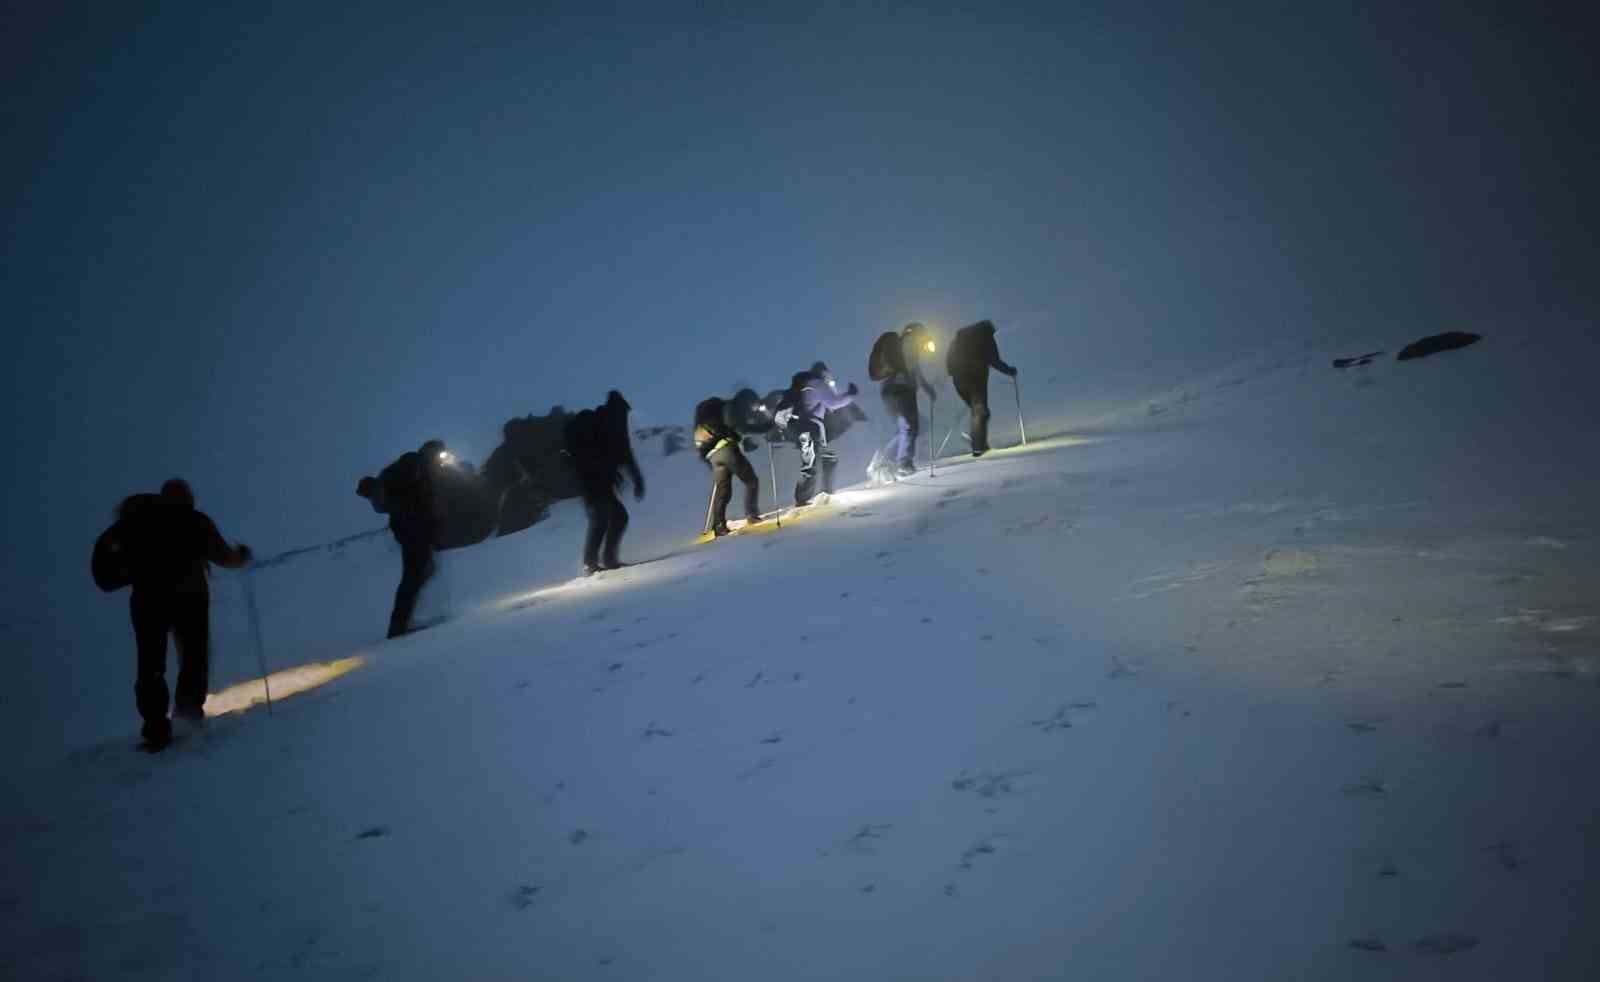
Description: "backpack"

(946, 320), (994, 377)
(91, 522), (133, 592)
(564, 408), (608, 464)
(380, 452), (426, 502)
(867, 331), (905, 381)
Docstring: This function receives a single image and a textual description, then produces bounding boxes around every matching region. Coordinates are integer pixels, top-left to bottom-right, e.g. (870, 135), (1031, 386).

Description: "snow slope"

(6, 331), (1599, 980)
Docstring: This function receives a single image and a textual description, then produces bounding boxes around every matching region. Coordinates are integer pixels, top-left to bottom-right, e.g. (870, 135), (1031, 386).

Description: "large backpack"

(564, 408), (609, 465)
(380, 452), (426, 503)
(692, 398), (727, 453)
(91, 522), (133, 592)
(90, 493), (166, 592)
(867, 331), (905, 382)
(946, 320), (993, 377)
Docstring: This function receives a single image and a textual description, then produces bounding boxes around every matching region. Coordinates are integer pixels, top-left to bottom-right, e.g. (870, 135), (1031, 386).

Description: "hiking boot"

(582, 563), (602, 577)
(140, 720), (173, 752)
(743, 513), (765, 526)
(712, 524), (732, 537)
(896, 462), (917, 479)
(971, 448), (988, 458)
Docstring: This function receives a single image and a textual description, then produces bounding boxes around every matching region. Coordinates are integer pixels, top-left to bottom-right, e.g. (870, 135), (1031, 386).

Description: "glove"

(846, 382), (859, 396)
(634, 483), (646, 502)
(238, 544), (254, 562)
(1005, 366), (1019, 378)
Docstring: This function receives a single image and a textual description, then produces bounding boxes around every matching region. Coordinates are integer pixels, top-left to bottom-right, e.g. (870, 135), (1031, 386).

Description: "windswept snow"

(6, 333), (1599, 980)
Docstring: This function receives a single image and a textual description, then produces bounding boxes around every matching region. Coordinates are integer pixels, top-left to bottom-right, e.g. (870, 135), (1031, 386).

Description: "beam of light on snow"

(492, 559), (677, 614)
(203, 656), (366, 717)
(981, 434), (1104, 457)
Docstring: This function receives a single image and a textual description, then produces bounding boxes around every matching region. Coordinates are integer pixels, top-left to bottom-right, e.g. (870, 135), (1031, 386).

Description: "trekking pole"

(1013, 377), (1028, 446)
(937, 406), (970, 458)
(703, 482), (717, 535)
(243, 566), (273, 715)
(766, 438), (782, 528)
(928, 397), (938, 479)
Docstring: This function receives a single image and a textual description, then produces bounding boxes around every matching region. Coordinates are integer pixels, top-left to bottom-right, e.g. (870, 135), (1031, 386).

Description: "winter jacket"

(380, 451), (439, 534)
(582, 390), (645, 494)
(797, 376), (856, 423)
(111, 495), (247, 592)
(947, 321), (1016, 380)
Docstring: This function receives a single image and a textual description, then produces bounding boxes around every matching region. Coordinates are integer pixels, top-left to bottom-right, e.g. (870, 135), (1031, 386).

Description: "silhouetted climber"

(790, 366), (858, 505)
(868, 322), (938, 477)
(945, 320), (1017, 457)
(694, 396), (763, 536)
(92, 479), (250, 751)
(565, 390), (645, 574)
(359, 442), (443, 639)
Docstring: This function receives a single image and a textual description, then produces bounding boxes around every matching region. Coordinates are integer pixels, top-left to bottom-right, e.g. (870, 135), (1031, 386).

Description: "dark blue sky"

(4, 2), (1595, 607)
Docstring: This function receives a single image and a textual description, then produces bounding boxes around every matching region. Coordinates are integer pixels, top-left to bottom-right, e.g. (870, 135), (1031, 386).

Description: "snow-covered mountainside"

(6, 332), (1599, 980)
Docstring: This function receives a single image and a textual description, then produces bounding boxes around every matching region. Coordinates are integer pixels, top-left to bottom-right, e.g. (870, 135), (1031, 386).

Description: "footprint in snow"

(1348, 937), (1387, 952)
(1483, 840), (1522, 871)
(1107, 659), (1137, 679)
(356, 826), (389, 840)
(845, 824), (892, 853)
(958, 834), (1008, 870)
(510, 885), (541, 910)
(1411, 932), (1478, 955)
(641, 723), (675, 739)
(1028, 707), (1074, 732)
(951, 769), (1033, 798)
(1342, 778), (1388, 797)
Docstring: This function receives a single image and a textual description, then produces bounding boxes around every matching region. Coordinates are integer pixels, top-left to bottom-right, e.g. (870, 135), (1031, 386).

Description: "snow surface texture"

(6, 332), (1600, 980)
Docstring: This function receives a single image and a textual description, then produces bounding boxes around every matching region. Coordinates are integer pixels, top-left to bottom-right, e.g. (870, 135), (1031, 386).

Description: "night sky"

(4, 1), (1595, 611)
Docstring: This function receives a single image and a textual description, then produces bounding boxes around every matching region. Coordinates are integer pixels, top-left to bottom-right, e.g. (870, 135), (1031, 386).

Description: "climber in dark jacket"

(792, 367), (858, 505)
(945, 320), (1017, 457)
(878, 323), (939, 476)
(359, 443), (445, 638)
(565, 390), (645, 573)
(694, 397), (763, 536)
(104, 479), (251, 750)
